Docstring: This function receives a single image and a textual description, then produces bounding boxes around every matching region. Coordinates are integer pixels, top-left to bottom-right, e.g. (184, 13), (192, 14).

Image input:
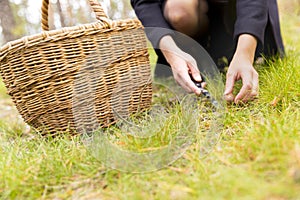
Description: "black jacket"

(131, 0), (284, 67)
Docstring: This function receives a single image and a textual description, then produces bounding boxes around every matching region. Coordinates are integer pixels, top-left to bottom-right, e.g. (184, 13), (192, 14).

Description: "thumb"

(188, 59), (202, 82)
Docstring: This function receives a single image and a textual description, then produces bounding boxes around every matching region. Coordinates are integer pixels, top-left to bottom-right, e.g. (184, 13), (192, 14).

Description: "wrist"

(159, 35), (182, 66)
(235, 34), (257, 63)
(159, 35), (179, 52)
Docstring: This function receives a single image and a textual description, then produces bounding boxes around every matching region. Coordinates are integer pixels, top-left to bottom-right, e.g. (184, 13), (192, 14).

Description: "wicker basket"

(0, 0), (152, 135)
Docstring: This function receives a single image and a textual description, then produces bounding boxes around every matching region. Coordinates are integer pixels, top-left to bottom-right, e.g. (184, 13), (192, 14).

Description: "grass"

(1, 4), (300, 200)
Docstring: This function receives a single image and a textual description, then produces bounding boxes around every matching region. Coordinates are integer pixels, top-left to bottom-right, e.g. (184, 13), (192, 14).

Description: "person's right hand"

(159, 35), (205, 95)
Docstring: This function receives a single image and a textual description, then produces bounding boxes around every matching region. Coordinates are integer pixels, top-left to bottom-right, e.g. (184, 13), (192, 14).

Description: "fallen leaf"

(270, 96), (280, 107)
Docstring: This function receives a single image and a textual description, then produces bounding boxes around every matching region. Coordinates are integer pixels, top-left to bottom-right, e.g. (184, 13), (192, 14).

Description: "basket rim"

(0, 18), (143, 62)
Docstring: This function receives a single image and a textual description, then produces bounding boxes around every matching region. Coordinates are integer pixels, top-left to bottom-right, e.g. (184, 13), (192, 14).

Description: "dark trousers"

(154, 0), (277, 77)
(155, 0), (236, 77)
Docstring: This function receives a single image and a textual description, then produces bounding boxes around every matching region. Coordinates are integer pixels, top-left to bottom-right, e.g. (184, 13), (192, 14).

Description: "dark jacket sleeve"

(130, 0), (174, 48)
(234, 0), (284, 54)
(234, 0), (268, 45)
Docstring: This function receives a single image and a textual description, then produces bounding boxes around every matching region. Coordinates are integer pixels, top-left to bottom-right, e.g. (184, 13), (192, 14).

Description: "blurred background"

(0, 0), (299, 48)
(0, 0), (135, 46)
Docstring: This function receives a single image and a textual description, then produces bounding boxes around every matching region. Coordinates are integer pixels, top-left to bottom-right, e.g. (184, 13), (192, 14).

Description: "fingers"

(250, 72), (259, 98)
(234, 80), (252, 103)
(235, 71), (259, 103)
(224, 67), (259, 104)
(188, 59), (202, 82)
(201, 81), (207, 88)
(224, 72), (236, 102)
(164, 48), (204, 95)
(175, 56), (204, 95)
(242, 72), (259, 102)
(177, 71), (202, 95)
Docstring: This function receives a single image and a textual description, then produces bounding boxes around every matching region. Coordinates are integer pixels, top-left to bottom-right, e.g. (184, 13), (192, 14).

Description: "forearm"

(159, 35), (181, 65)
(131, 0), (174, 47)
(234, 34), (257, 63)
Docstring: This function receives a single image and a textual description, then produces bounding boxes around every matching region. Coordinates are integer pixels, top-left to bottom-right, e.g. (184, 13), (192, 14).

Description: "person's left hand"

(223, 34), (259, 104)
(224, 54), (259, 103)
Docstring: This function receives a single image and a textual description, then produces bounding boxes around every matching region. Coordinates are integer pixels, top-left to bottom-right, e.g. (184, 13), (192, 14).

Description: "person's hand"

(224, 34), (259, 104)
(224, 54), (259, 103)
(159, 35), (205, 95)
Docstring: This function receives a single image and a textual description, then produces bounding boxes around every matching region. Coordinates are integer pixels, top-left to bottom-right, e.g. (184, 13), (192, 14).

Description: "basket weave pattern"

(0, 0), (152, 134)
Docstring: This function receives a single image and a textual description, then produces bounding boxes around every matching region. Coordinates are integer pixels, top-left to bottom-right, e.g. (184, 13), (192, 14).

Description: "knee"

(163, 0), (208, 36)
(167, 10), (195, 29)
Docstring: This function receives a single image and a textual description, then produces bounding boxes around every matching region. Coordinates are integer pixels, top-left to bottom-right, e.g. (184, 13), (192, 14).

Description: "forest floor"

(1, 1), (300, 200)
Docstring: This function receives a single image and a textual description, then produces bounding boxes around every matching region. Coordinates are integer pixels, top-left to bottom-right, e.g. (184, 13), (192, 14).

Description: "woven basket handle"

(41, 0), (109, 31)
